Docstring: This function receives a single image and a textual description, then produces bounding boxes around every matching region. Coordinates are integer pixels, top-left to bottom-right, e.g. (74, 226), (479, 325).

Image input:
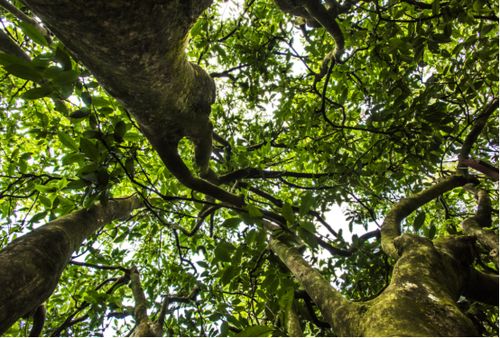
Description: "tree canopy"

(0, 0), (497, 336)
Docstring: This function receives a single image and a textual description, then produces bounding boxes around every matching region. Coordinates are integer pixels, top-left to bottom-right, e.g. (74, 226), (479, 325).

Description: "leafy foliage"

(0, 0), (497, 336)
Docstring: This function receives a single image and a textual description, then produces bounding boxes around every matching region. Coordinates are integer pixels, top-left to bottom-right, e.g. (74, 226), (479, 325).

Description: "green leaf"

(428, 223), (437, 239)
(34, 184), (57, 193)
(65, 179), (89, 190)
(0, 52), (31, 67)
(18, 21), (48, 46)
(413, 212), (426, 231)
(69, 108), (90, 119)
(22, 85), (53, 100)
(81, 92), (92, 105)
(49, 69), (79, 86)
(54, 44), (72, 70)
(299, 221), (315, 234)
(278, 287), (294, 309)
(113, 121), (127, 142)
(220, 265), (237, 285)
(30, 211), (48, 224)
(247, 204), (263, 218)
(125, 158), (135, 178)
(79, 138), (99, 161)
(4, 64), (42, 81)
(432, 0), (440, 16)
(62, 152), (85, 165)
(57, 131), (78, 151)
(298, 227), (318, 249)
(281, 203), (295, 224)
(221, 217), (241, 229)
(214, 242), (234, 262)
(235, 325), (273, 337)
(299, 192), (314, 216)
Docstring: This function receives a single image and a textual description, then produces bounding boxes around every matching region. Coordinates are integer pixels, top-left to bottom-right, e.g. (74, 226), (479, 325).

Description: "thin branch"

(69, 260), (128, 272)
(219, 168), (334, 184)
(0, 0), (49, 41)
(459, 98), (498, 159)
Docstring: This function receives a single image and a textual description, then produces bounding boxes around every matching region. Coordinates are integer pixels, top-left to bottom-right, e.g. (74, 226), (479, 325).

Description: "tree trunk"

(19, 0), (243, 206)
(359, 235), (478, 336)
(271, 234), (480, 336)
(0, 196), (142, 333)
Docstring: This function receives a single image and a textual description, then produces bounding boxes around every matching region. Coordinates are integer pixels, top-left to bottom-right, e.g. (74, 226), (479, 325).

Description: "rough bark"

(271, 232), (481, 336)
(285, 301), (304, 337)
(0, 196), (142, 333)
(461, 189), (498, 266)
(458, 99), (498, 167)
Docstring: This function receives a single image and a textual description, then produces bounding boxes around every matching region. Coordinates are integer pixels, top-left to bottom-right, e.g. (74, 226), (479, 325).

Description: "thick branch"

(285, 302), (303, 337)
(20, 0), (245, 207)
(459, 158), (499, 181)
(302, 0), (345, 59)
(268, 228), (360, 335)
(0, 28), (31, 61)
(463, 269), (499, 306)
(0, 0), (51, 42)
(381, 176), (470, 258)
(129, 267), (149, 324)
(129, 267), (162, 337)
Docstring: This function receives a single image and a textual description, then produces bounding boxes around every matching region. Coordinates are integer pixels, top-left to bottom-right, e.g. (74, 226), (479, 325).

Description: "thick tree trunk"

(19, 0), (244, 206)
(271, 234), (480, 336)
(359, 235), (478, 336)
(0, 196), (142, 333)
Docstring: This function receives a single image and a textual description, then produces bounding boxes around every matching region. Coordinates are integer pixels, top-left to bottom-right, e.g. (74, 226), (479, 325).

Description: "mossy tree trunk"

(0, 196), (141, 333)
(13, 1), (498, 336)
(271, 175), (498, 336)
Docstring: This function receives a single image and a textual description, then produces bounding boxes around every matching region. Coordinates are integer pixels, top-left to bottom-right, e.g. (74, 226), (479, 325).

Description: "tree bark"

(269, 236), (363, 336)
(0, 196), (142, 333)
(271, 233), (480, 336)
(19, 0), (244, 206)
(359, 235), (478, 336)
(381, 175), (471, 259)
(284, 301), (303, 337)
(461, 189), (498, 266)
(129, 267), (163, 337)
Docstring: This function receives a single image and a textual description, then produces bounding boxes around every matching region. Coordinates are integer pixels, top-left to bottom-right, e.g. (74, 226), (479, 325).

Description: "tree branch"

(381, 176), (472, 259)
(461, 188), (498, 266)
(266, 220), (360, 335)
(458, 98), (498, 174)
